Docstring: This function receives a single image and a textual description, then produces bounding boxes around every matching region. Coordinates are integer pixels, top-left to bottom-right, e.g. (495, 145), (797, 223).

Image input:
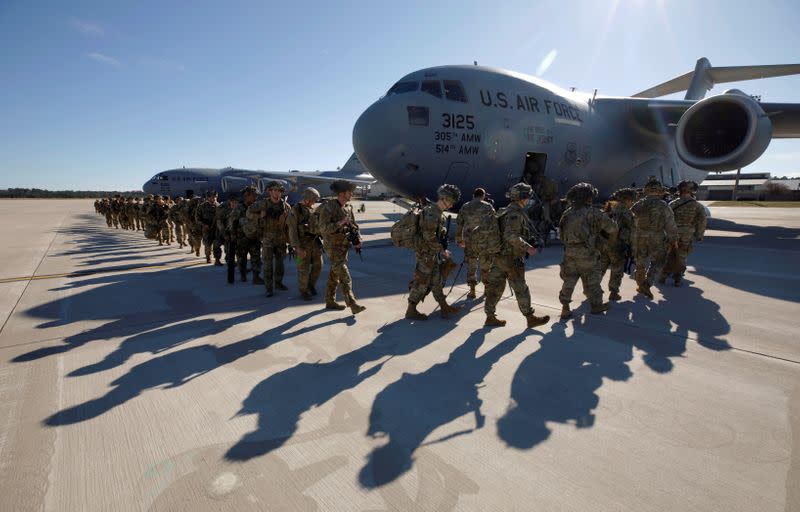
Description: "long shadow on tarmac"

(44, 309), (354, 426)
(358, 328), (527, 488)
(224, 318), (458, 462)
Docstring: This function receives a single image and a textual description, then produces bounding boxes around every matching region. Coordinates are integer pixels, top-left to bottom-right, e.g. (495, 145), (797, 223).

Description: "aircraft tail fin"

(632, 58), (800, 100)
(338, 153), (367, 176)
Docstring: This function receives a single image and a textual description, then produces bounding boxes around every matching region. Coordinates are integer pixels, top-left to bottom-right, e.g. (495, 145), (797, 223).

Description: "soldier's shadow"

(224, 318), (460, 462)
(497, 323), (633, 450)
(43, 309), (351, 427)
(358, 328), (527, 488)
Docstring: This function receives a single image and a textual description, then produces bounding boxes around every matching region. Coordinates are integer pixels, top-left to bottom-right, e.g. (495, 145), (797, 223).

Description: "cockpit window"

(157, 174), (169, 181)
(443, 80), (467, 102)
(421, 80), (442, 98)
(386, 81), (418, 96)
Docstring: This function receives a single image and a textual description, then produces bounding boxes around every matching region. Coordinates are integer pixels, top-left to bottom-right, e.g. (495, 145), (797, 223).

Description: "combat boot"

(560, 305), (573, 320)
(252, 275), (265, 285)
(195, 249), (200, 257)
(438, 300), (462, 319)
(525, 313), (550, 328)
(590, 302), (611, 314)
(609, 291), (622, 301)
(350, 303), (366, 315)
(240, 268), (247, 282)
(300, 291), (313, 301)
(405, 303), (428, 321)
(673, 275), (682, 287)
(214, 258), (223, 267)
(484, 315), (507, 327)
(276, 282), (288, 291)
(206, 255), (211, 264)
(636, 284), (653, 299)
(308, 285), (318, 296)
(657, 274), (667, 284)
(326, 301), (346, 311)
(265, 288), (274, 297)
(467, 283), (477, 299)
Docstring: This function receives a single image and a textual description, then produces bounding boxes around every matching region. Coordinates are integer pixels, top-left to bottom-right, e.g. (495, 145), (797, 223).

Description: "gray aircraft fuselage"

(353, 65), (711, 203)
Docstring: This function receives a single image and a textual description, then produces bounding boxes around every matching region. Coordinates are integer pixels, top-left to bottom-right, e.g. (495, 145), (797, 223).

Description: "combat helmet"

(611, 187), (636, 202)
(302, 187), (321, 201)
(266, 180), (285, 191)
(330, 180), (355, 193)
(677, 180), (699, 194)
(566, 182), (598, 204)
(437, 183), (461, 203)
(506, 182), (533, 201)
(643, 178), (663, 194)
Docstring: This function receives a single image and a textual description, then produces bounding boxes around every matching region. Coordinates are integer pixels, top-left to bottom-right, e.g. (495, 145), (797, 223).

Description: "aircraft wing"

(598, 98), (800, 138)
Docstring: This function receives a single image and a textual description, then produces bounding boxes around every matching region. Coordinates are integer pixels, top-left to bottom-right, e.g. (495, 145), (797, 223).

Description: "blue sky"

(1, 0), (799, 190)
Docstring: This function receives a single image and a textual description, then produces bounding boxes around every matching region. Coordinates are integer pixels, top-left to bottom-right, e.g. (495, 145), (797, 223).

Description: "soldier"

(214, 196), (235, 267)
(248, 181), (290, 296)
(404, 184), (463, 321)
(101, 198), (113, 227)
(558, 182), (618, 319)
(161, 196), (173, 243)
(169, 197), (186, 248)
(231, 186), (263, 284)
(221, 194), (240, 283)
(599, 188), (636, 301)
(196, 191), (221, 264)
(530, 172), (560, 229)
(483, 183), (550, 327)
(660, 180), (707, 286)
(456, 187), (496, 299)
(184, 195), (203, 256)
(110, 195), (122, 228)
(287, 187), (323, 301)
(133, 197), (143, 231)
(318, 180), (366, 314)
(631, 178), (678, 299)
(147, 195), (170, 245)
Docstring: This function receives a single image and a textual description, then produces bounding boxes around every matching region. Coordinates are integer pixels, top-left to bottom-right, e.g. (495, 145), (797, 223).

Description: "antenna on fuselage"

(474, 61), (478, 66)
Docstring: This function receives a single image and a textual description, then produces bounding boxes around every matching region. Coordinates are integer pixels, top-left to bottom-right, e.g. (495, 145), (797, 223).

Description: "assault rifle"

(345, 224), (363, 262)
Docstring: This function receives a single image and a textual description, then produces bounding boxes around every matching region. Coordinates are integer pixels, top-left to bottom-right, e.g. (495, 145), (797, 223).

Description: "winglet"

(633, 58), (800, 100)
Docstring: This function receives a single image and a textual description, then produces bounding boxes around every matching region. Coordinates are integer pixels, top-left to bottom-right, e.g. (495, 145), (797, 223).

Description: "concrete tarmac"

(0, 199), (798, 511)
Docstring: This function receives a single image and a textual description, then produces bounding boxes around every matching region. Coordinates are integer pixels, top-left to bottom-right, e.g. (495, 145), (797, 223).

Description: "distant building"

(697, 172), (800, 200)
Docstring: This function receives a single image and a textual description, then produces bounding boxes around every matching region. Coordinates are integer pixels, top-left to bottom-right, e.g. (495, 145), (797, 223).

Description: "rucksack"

(471, 210), (503, 257)
(307, 200), (325, 236)
(390, 208), (421, 249)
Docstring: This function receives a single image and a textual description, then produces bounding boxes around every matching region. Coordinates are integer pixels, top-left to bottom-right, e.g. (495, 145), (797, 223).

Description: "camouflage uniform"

(230, 189), (262, 283)
(169, 198), (185, 247)
(598, 197), (635, 299)
(214, 201), (233, 266)
(287, 195), (323, 299)
(408, 203), (448, 305)
(318, 182), (364, 312)
(631, 184), (678, 297)
(456, 195), (496, 297)
(110, 197), (121, 228)
(146, 198), (169, 245)
(196, 196), (220, 263)
(248, 196), (290, 294)
(558, 183), (618, 317)
(663, 187), (707, 284)
(184, 197), (203, 256)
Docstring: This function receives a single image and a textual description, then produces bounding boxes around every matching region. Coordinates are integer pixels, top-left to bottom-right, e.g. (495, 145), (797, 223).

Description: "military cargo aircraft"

(141, 153), (375, 201)
(352, 58), (800, 203)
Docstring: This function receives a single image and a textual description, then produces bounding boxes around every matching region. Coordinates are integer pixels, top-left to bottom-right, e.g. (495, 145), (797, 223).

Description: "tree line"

(0, 188), (144, 199)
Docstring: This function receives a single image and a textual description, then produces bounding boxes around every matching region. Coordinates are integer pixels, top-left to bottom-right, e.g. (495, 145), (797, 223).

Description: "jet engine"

(675, 91), (772, 172)
(220, 176), (253, 194)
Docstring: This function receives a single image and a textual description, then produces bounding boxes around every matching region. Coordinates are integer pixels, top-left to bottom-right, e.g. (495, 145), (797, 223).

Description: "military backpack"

(307, 200), (326, 236)
(471, 210), (504, 257)
(390, 208), (421, 249)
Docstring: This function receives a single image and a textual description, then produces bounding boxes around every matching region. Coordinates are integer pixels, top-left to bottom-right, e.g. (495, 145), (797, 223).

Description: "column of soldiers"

(95, 174), (706, 324)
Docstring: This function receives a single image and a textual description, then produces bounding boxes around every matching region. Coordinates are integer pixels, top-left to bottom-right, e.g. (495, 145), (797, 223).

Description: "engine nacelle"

(675, 92), (772, 172)
(220, 176), (253, 194)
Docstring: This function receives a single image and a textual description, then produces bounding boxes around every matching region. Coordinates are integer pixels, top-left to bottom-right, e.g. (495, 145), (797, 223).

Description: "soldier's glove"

(440, 258), (458, 281)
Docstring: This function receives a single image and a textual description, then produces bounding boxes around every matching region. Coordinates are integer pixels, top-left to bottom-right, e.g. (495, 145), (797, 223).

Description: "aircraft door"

(523, 152), (548, 186)
(444, 162), (470, 190)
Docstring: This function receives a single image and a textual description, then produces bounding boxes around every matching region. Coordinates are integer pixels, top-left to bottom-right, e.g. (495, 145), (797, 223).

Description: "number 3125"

(441, 113), (475, 130)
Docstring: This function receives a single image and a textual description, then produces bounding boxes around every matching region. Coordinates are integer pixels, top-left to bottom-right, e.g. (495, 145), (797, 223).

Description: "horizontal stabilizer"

(633, 58), (800, 100)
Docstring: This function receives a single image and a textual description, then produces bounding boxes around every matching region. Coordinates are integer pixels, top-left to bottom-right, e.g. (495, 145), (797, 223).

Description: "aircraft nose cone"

(352, 103), (385, 173)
